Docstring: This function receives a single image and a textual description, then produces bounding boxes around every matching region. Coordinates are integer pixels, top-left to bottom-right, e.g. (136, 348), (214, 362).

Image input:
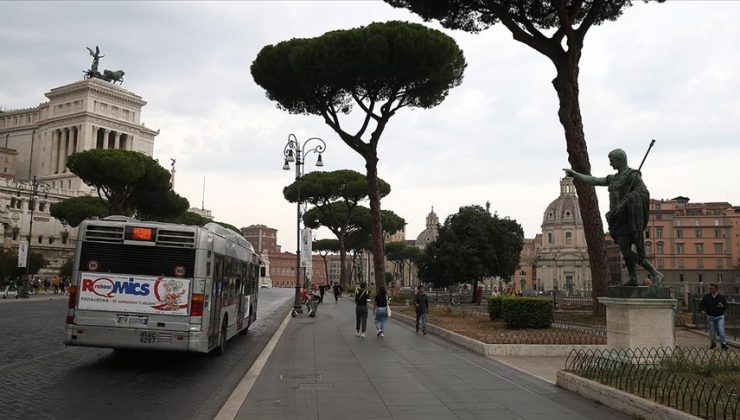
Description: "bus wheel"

(213, 320), (227, 356)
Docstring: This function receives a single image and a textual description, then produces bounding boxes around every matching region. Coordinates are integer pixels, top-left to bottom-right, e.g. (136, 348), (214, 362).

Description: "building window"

(15, 199), (21, 209)
(676, 244), (684, 254)
(715, 228), (722, 238)
(717, 259), (723, 269)
(675, 220), (682, 227)
(565, 232), (572, 245)
(61, 232), (69, 245)
(37, 235), (42, 244)
(695, 219), (701, 227)
(696, 243), (704, 254)
(12, 228), (18, 241)
(676, 229), (682, 238)
(718, 274), (723, 283)
(657, 259), (664, 269)
(715, 243), (723, 254)
(645, 229), (650, 239)
(548, 233), (553, 244)
(714, 219), (720, 226)
(656, 242), (664, 254)
(679, 273), (684, 282)
(695, 228), (702, 238)
(656, 227), (663, 238)
(678, 259), (685, 268)
(48, 237), (54, 244)
(39, 202), (46, 212)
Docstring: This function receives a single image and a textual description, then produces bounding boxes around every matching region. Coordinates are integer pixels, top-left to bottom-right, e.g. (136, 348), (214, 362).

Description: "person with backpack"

(355, 283), (370, 338)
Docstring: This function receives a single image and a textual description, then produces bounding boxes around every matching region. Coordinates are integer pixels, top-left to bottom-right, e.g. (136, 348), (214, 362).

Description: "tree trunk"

(551, 52), (609, 317)
(365, 151), (386, 291)
(321, 254), (330, 287)
(338, 231), (348, 291)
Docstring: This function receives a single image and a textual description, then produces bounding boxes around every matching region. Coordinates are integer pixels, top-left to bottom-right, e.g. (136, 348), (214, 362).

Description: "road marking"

(214, 309), (292, 420)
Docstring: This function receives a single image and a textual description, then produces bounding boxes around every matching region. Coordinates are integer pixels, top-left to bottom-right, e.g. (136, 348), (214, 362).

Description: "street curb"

(392, 311), (607, 356)
(0, 295), (68, 304)
(214, 309), (292, 420)
(556, 371), (700, 420)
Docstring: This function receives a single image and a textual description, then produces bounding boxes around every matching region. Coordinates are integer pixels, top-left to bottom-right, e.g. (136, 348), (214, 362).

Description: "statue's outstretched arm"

(562, 168), (607, 186)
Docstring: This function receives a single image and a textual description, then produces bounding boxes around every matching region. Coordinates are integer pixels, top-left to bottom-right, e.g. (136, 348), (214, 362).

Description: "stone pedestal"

(598, 296), (677, 349)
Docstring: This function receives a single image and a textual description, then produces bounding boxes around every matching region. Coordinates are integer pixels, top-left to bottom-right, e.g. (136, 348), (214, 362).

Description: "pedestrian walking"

(355, 283), (370, 338)
(700, 283), (729, 350)
(414, 285), (429, 335)
(32, 277), (40, 295)
(2, 279), (12, 298)
(52, 276), (60, 294)
(318, 284), (325, 304)
(374, 286), (389, 337)
(333, 283), (340, 303)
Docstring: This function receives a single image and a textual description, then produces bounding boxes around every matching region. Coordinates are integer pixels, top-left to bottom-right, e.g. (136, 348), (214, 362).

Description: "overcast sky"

(1, 1), (739, 252)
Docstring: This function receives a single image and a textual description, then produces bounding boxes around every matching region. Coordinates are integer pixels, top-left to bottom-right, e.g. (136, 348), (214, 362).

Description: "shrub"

(488, 296), (504, 320)
(501, 297), (553, 329)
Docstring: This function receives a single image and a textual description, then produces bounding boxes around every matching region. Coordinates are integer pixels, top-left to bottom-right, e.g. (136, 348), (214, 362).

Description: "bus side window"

(206, 262), (211, 277)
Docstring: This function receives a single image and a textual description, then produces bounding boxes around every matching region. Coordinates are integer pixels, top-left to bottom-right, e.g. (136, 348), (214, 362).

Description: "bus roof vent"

(157, 229), (196, 248)
(85, 224), (125, 243)
(102, 215), (138, 222)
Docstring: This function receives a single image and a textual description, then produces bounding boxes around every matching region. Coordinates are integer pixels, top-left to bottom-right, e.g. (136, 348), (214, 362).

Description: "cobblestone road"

(0, 288), (293, 420)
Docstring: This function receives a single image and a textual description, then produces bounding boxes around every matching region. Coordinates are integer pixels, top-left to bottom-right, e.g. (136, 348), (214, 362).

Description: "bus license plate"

(139, 331), (156, 344)
(117, 315), (149, 326)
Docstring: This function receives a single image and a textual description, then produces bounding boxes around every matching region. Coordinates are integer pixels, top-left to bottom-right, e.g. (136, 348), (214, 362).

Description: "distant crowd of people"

(2, 275), (70, 298)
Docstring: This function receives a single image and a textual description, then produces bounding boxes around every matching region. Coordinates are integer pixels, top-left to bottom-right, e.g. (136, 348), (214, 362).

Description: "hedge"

(487, 296), (504, 320)
(501, 297), (554, 329)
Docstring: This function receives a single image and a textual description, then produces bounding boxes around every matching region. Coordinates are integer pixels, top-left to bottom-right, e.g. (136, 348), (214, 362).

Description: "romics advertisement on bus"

(77, 273), (190, 315)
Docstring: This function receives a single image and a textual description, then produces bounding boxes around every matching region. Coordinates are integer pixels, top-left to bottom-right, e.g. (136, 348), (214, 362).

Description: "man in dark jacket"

(414, 285), (429, 335)
(700, 283), (729, 350)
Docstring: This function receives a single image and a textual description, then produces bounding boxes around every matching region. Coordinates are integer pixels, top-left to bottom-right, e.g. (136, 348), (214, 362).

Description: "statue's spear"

(637, 139), (656, 172)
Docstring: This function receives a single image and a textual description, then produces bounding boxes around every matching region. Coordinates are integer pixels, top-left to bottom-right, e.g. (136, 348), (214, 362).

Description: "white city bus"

(64, 216), (260, 355)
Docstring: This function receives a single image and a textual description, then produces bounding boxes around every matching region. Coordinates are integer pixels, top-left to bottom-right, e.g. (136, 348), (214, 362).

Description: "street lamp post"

(16, 176), (50, 299)
(283, 133), (325, 313)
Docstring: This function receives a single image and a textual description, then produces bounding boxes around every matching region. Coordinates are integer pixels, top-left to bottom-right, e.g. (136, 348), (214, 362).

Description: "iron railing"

(566, 347), (740, 419)
(480, 325), (606, 345)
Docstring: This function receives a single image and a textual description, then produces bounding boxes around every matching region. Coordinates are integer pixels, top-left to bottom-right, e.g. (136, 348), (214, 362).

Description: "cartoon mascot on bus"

(151, 278), (188, 312)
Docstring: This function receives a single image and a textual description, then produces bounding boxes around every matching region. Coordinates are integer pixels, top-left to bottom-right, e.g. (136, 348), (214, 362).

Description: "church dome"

(416, 206), (439, 247)
(542, 178), (582, 228)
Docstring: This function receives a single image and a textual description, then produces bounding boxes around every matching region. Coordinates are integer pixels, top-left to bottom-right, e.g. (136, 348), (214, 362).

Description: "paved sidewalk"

(234, 299), (629, 420)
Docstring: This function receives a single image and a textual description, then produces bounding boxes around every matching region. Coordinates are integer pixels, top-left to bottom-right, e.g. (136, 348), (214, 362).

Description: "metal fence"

(689, 294), (740, 342)
(566, 347), (740, 419)
(481, 326), (606, 345)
